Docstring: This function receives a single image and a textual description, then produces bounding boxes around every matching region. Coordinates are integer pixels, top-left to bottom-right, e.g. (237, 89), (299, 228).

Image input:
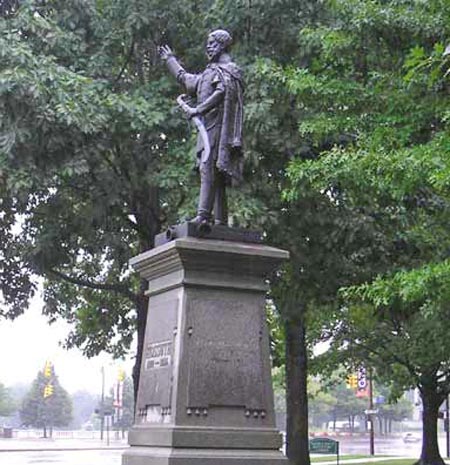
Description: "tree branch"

(113, 38), (135, 89)
(99, 150), (124, 181)
(348, 329), (420, 382)
(49, 268), (138, 303)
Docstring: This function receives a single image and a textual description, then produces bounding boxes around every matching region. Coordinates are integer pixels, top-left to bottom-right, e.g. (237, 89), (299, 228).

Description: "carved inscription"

(136, 298), (178, 420)
(145, 341), (172, 370)
(186, 295), (266, 410)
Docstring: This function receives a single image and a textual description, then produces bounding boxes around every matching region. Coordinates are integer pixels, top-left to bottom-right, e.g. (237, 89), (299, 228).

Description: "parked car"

(403, 432), (421, 443)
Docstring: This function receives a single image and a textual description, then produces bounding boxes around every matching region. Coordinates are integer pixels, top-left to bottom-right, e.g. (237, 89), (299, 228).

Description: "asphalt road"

(335, 435), (450, 457)
(1, 435), (450, 464)
(339, 436), (420, 456)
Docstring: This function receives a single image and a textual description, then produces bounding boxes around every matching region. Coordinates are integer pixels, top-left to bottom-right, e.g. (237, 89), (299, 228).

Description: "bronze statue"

(159, 29), (244, 226)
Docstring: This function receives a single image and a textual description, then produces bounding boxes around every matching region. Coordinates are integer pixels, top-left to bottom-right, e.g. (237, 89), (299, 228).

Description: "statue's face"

(206, 35), (223, 62)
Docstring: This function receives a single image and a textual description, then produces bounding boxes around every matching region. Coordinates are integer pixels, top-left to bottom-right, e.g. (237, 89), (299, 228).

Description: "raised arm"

(158, 45), (198, 94)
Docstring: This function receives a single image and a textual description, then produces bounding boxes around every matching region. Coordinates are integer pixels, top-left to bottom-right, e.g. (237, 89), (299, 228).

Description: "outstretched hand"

(158, 44), (174, 61)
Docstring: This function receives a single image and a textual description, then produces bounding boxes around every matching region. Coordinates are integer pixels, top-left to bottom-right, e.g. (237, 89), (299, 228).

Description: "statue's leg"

(195, 152), (215, 222)
(214, 170), (228, 225)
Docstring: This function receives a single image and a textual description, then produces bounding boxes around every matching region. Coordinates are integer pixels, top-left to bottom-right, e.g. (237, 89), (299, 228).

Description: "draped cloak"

(183, 61), (244, 186)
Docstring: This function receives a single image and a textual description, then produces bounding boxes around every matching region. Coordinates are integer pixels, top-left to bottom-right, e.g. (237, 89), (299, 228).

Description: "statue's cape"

(212, 62), (244, 185)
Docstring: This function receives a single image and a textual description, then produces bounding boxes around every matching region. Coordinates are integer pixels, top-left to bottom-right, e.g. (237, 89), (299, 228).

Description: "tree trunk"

(43, 425), (47, 438)
(132, 281), (148, 406)
(285, 313), (310, 465)
(131, 188), (160, 405)
(414, 386), (445, 465)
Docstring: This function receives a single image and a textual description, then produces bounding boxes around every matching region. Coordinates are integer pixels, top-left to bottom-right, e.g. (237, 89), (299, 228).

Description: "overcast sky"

(0, 293), (134, 395)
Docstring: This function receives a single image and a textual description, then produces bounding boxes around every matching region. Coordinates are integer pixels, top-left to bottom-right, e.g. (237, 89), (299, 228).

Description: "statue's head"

(206, 29), (232, 62)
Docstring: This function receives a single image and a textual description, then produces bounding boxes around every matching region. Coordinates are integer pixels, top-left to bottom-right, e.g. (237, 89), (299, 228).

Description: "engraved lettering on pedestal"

(145, 341), (172, 370)
(139, 340), (174, 424)
(186, 297), (266, 412)
(136, 298), (179, 424)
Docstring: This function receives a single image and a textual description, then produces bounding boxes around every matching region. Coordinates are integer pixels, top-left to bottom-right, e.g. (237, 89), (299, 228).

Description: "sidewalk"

(0, 437), (128, 452)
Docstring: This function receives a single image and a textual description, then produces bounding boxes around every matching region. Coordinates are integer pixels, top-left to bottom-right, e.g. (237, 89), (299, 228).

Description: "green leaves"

(0, 0), (191, 356)
(276, 0), (450, 413)
(405, 42), (450, 88)
(287, 133), (450, 204)
(343, 260), (450, 311)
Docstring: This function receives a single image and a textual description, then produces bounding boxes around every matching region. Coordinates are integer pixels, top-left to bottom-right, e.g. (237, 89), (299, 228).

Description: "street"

(1, 435), (449, 464)
(324, 434), (450, 458)
(338, 435), (423, 456)
(0, 450), (122, 465)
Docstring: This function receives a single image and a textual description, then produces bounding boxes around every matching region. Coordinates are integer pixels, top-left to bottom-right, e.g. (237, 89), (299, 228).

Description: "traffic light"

(118, 368), (125, 382)
(357, 366), (367, 390)
(43, 384), (54, 398)
(346, 373), (358, 389)
(44, 361), (52, 378)
(356, 366), (369, 397)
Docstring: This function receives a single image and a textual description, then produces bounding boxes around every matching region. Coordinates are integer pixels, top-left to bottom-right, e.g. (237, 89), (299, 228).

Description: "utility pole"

(106, 413), (110, 446)
(446, 395), (449, 458)
(100, 366), (105, 441)
(369, 369), (375, 456)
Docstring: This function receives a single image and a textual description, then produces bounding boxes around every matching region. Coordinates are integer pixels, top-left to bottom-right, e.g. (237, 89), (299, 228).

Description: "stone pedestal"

(123, 236), (289, 465)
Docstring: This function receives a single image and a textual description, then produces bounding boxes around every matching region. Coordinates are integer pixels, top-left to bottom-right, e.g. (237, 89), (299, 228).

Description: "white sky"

(0, 293), (135, 395)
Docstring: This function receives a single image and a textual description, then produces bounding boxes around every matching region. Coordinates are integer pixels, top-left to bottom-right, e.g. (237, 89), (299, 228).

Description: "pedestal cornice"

(129, 238), (289, 296)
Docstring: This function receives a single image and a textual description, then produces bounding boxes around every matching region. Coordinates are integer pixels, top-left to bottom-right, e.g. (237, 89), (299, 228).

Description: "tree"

(376, 395), (413, 435)
(284, 2), (450, 464)
(338, 262), (450, 465)
(70, 390), (99, 429)
(0, 382), (15, 418)
(20, 363), (72, 437)
(308, 377), (337, 430)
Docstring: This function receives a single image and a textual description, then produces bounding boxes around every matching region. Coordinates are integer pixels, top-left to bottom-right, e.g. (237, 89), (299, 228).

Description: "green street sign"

(309, 437), (340, 464)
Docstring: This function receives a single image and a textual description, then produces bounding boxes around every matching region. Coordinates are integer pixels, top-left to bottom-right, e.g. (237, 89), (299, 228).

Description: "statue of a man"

(159, 29), (244, 226)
